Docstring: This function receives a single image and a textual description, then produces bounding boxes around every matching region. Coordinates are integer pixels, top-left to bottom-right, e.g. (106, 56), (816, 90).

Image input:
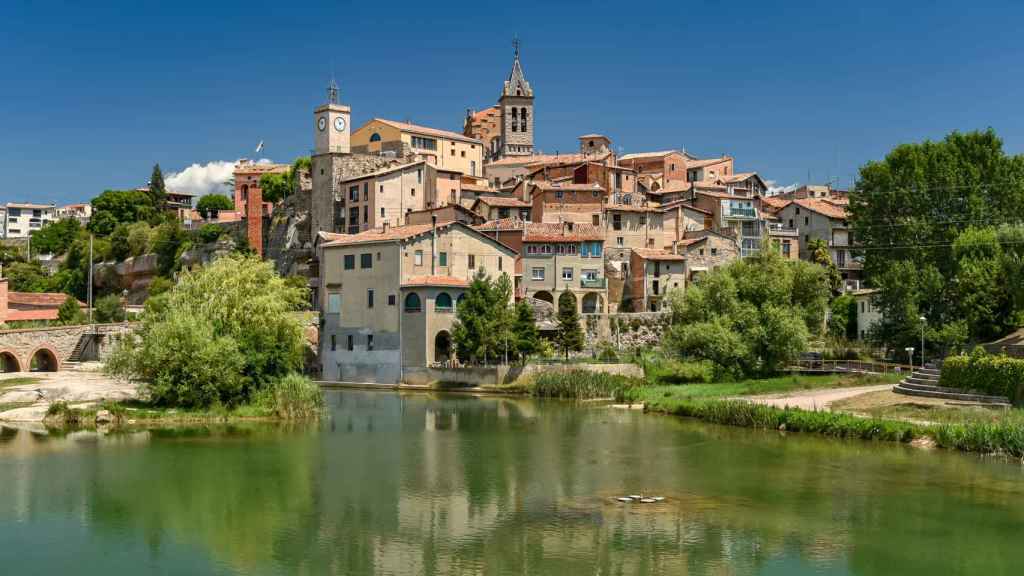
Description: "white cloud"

(764, 180), (799, 197)
(166, 158), (274, 197)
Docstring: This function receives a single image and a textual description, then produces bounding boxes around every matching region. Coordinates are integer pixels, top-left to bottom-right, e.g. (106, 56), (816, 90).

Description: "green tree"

(259, 172), (291, 204)
(828, 293), (857, 340)
(806, 238), (842, 294)
(512, 300), (540, 361)
(196, 194), (234, 219)
(4, 261), (51, 292)
(30, 218), (81, 256)
(57, 295), (86, 325)
(152, 221), (191, 277)
(106, 255), (306, 407)
(148, 163), (168, 207)
(108, 223), (132, 261)
(451, 270), (513, 363)
(666, 250), (826, 377)
(554, 292), (584, 358)
(89, 189), (157, 235)
(94, 293), (125, 323)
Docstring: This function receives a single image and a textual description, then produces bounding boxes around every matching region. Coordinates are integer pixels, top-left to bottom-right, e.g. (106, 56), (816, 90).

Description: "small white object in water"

(640, 498), (656, 504)
(616, 497), (634, 503)
(628, 494), (642, 500)
(651, 496), (665, 502)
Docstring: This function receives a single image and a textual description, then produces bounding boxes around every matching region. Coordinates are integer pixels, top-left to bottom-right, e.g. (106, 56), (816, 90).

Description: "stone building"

(336, 161), (463, 233)
(520, 222), (608, 314)
(672, 230), (741, 282)
(464, 41), (534, 162)
(618, 150), (692, 185)
(317, 220), (517, 383)
(470, 195), (532, 221)
(775, 197), (862, 290)
(351, 118), (483, 178)
(628, 249), (686, 311)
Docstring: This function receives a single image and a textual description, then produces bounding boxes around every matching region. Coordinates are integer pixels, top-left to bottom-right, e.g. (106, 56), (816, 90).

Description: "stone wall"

(0, 323), (133, 372)
(583, 312), (670, 351)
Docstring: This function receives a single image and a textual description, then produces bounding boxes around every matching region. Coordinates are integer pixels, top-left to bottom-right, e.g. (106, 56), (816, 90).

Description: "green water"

(1, 390), (1022, 575)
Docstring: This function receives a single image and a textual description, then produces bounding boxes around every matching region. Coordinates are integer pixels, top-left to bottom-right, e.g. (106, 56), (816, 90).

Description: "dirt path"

(0, 364), (138, 423)
(738, 384), (894, 411)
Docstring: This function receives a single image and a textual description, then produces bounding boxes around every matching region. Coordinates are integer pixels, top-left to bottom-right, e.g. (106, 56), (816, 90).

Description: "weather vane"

(513, 35), (520, 58)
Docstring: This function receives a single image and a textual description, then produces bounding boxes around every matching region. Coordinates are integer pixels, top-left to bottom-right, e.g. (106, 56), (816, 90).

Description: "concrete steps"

(893, 368), (1011, 406)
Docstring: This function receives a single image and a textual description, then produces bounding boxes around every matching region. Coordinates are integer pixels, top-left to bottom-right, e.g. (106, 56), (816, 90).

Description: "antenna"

(327, 75), (339, 105)
(513, 35), (520, 59)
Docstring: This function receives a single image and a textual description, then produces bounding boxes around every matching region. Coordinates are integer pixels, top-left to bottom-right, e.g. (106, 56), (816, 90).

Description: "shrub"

(94, 294), (126, 323)
(257, 374), (323, 419)
(195, 223), (226, 244)
(57, 295), (86, 325)
(532, 370), (639, 401)
(596, 341), (619, 362)
(940, 349), (1024, 404)
(645, 358), (715, 385)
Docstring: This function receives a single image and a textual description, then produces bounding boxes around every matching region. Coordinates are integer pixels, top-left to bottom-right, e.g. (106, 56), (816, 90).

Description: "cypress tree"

(149, 163), (168, 208)
(555, 292), (584, 359)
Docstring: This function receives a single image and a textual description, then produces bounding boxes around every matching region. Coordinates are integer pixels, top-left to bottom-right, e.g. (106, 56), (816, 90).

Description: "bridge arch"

(0, 350), (21, 373)
(28, 346), (59, 372)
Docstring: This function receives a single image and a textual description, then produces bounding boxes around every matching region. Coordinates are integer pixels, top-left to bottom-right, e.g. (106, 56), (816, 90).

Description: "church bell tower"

(499, 38), (534, 158)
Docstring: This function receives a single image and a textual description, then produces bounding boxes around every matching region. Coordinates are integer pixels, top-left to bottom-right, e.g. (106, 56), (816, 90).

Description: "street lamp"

(919, 316), (927, 368)
(905, 347), (915, 371)
(122, 289), (129, 324)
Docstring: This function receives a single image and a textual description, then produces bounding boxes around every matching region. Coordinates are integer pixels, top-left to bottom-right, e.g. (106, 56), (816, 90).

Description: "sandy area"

(738, 384), (895, 411)
(0, 363), (138, 422)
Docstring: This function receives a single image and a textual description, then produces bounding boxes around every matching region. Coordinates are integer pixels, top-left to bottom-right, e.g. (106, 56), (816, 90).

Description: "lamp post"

(919, 316), (926, 368)
(122, 289), (129, 325)
(905, 347), (915, 371)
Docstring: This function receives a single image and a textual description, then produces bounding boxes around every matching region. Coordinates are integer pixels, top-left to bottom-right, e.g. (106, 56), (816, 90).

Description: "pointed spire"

(327, 76), (339, 105)
(502, 36), (532, 98)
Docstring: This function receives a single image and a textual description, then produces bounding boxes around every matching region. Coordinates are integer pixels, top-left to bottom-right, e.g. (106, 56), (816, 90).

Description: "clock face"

(317, 117), (327, 131)
(334, 116), (346, 132)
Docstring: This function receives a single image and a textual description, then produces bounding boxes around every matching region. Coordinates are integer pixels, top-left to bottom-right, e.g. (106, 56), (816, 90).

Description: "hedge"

(940, 350), (1024, 405)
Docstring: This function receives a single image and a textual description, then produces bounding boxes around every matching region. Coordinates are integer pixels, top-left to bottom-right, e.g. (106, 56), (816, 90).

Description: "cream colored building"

(318, 221), (517, 383)
(628, 249), (686, 311)
(338, 161), (463, 233)
(521, 222), (608, 314)
(351, 118), (484, 177)
(3, 203), (56, 239)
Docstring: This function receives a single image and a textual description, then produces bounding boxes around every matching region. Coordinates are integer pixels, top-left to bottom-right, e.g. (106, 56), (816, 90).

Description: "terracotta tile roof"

(339, 160), (426, 183)
(686, 157), (732, 169)
(659, 200), (711, 215)
(474, 195), (531, 208)
(460, 182), (494, 193)
(618, 150), (683, 161)
(371, 118), (482, 145)
(485, 151), (612, 167)
(401, 275), (470, 288)
(632, 248), (685, 261)
(693, 189), (744, 200)
(320, 223), (447, 247)
(793, 198), (848, 220)
(532, 181), (605, 193)
(647, 181), (692, 195)
(824, 196), (850, 206)
(7, 292), (85, 308)
(469, 106), (499, 121)
(760, 196), (791, 213)
(5, 309), (61, 321)
(719, 172), (757, 183)
(473, 217), (527, 232)
(523, 222), (604, 242)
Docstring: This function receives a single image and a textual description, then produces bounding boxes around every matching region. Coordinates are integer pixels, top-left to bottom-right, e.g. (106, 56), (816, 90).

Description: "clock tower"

(314, 79), (350, 155)
(311, 79), (352, 235)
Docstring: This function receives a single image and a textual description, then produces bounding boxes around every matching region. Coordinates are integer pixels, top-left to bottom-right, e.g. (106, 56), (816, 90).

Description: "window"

(330, 335), (336, 351)
(699, 248), (705, 256)
(521, 107), (528, 123)
(617, 237), (624, 246)
(367, 335), (374, 351)
(349, 186), (358, 201)
(367, 289), (374, 308)
(639, 214), (647, 226)
(411, 136), (437, 150)
(531, 268), (545, 280)
(592, 214), (600, 226)
(343, 255), (355, 270)
(370, 132), (381, 142)
(404, 292), (422, 312)
(804, 216), (809, 226)
(527, 245), (537, 254)
(555, 190), (563, 199)
(468, 254), (476, 269)
(411, 188), (416, 196)
(439, 251), (447, 266)
(436, 292), (453, 312)
(363, 205), (368, 223)
(615, 172), (622, 189)
(414, 250), (423, 266)
(613, 214), (622, 230)
(363, 182), (368, 200)
(388, 294), (396, 306)
(380, 185), (384, 193)
(711, 248), (718, 256)
(327, 293), (341, 314)
(582, 269), (598, 280)
(451, 148), (456, 156)
(782, 241), (791, 258)
(562, 267), (573, 280)
(347, 335), (354, 351)
(498, 257), (503, 271)
(380, 207), (385, 218)
(470, 160), (477, 176)
(861, 301), (866, 313)
(592, 243), (602, 257)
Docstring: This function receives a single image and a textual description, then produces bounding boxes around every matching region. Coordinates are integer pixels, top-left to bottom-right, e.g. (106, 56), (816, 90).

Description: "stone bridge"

(0, 324), (134, 373)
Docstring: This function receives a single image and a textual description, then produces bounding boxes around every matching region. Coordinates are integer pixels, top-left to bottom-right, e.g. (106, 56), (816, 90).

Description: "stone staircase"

(893, 366), (1011, 406)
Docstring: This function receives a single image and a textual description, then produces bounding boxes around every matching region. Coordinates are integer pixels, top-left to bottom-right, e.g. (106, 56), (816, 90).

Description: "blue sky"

(2, 0), (1023, 204)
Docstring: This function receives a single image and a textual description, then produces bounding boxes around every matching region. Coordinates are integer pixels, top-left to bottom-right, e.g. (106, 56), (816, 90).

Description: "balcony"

(723, 206), (757, 219)
(580, 277), (607, 289)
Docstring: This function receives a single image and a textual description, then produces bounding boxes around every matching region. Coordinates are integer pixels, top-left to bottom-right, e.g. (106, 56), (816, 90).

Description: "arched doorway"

(29, 348), (58, 372)
(434, 331), (452, 364)
(582, 292), (603, 314)
(0, 351), (21, 373)
(533, 291), (554, 305)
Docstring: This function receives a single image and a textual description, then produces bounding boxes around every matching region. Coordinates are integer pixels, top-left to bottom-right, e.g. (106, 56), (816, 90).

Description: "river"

(1, 389), (1022, 575)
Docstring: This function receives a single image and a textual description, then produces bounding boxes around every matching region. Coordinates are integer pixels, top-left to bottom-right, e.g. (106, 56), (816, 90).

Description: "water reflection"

(1, 391), (1023, 575)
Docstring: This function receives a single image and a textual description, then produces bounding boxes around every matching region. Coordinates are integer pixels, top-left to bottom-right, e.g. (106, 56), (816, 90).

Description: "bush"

(531, 370), (639, 401)
(94, 294), (125, 323)
(644, 357), (715, 385)
(195, 223), (226, 244)
(256, 374), (323, 419)
(57, 295), (86, 325)
(148, 277), (173, 297)
(940, 349), (1024, 404)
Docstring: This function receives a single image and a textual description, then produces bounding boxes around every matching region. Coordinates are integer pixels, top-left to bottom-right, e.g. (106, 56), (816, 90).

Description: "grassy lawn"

(637, 372), (902, 407)
(0, 377), (42, 390)
(831, 390), (1024, 426)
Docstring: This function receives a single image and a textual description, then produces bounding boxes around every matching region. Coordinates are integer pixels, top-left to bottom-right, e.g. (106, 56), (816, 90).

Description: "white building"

(56, 203), (92, 226)
(852, 288), (882, 340)
(3, 203), (57, 239)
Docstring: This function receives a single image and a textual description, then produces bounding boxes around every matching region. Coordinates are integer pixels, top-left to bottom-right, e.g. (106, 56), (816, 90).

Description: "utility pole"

(88, 234), (94, 325)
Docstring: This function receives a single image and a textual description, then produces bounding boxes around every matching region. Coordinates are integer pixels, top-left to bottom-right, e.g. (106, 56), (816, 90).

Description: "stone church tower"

(499, 40), (534, 158)
(311, 79), (351, 235)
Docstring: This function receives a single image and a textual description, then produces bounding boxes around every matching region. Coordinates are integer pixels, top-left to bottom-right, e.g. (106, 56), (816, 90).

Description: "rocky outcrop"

(93, 254), (160, 304)
(265, 187), (315, 278)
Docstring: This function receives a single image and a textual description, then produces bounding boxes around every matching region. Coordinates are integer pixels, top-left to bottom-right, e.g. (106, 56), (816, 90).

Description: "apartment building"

(351, 118), (483, 177)
(56, 203), (92, 225)
(521, 222), (607, 314)
(628, 249), (686, 311)
(660, 201), (713, 248)
(776, 198), (862, 289)
(617, 150), (691, 184)
(3, 203), (56, 238)
(318, 220), (517, 382)
(603, 203), (664, 258)
(689, 190), (765, 257)
(685, 156), (734, 182)
(337, 161), (463, 233)
(673, 230), (741, 282)
(471, 195), (531, 221)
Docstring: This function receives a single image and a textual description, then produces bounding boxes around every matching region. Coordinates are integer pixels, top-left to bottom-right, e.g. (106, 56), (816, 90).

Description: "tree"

(57, 295), (86, 325)
(555, 292), (584, 358)
(259, 172), (291, 204)
(829, 294), (857, 340)
(152, 221), (191, 277)
(666, 250), (827, 377)
(106, 255), (306, 408)
(89, 189), (157, 235)
(197, 194), (234, 219)
(148, 164), (168, 208)
(512, 301), (540, 361)
(30, 218), (81, 256)
(451, 270), (513, 363)
(806, 238), (842, 294)
(4, 261), (51, 292)
(94, 293), (125, 323)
